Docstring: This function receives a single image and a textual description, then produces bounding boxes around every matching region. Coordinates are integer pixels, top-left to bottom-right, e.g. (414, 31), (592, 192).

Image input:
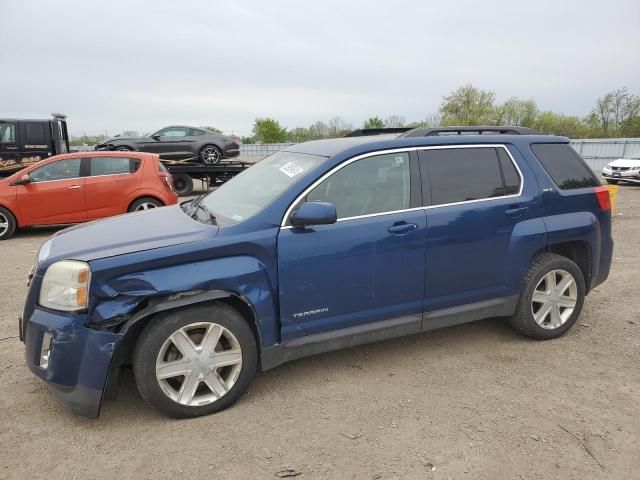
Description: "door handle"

(387, 222), (418, 235)
(68, 185), (83, 190)
(504, 206), (528, 218)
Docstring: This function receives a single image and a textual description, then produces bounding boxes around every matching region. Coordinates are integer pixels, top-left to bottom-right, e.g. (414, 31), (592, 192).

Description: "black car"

(95, 126), (240, 165)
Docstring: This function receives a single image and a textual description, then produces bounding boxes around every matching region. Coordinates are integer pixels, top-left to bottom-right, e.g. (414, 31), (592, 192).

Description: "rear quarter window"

(531, 143), (600, 190)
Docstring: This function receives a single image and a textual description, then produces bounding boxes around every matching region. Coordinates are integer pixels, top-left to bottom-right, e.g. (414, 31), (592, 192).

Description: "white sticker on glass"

(279, 162), (304, 178)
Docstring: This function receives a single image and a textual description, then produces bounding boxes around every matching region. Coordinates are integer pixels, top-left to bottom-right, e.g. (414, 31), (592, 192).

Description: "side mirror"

(290, 202), (337, 227)
(152, 134), (161, 140)
(10, 174), (31, 186)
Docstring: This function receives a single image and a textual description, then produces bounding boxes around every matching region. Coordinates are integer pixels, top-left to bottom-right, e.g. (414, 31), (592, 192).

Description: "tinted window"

(423, 148), (504, 205)
(0, 123), (16, 143)
(29, 159), (81, 182)
(90, 157), (133, 176)
(307, 152), (410, 219)
(158, 128), (188, 137)
(531, 144), (599, 189)
(23, 122), (47, 145)
(189, 129), (205, 136)
(498, 148), (521, 195)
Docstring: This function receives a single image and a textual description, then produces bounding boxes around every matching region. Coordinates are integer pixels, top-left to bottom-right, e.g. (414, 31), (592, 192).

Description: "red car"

(0, 151), (178, 240)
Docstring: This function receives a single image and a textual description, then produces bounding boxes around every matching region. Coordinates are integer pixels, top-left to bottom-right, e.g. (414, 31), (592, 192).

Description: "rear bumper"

(222, 146), (240, 158)
(23, 307), (123, 418)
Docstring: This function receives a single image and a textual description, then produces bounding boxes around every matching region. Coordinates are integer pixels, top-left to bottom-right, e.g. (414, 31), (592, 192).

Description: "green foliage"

(199, 125), (223, 134)
(363, 116), (384, 129)
(287, 117), (353, 142)
(440, 84), (496, 125)
(252, 118), (288, 143)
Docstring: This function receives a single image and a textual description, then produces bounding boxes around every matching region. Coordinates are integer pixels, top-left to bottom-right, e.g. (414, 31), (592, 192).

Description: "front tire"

(115, 146), (133, 152)
(132, 303), (258, 418)
(0, 206), (17, 240)
(128, 197), (163, 212)
(509, 253), (585, 340)
(200, 145), (222, 165)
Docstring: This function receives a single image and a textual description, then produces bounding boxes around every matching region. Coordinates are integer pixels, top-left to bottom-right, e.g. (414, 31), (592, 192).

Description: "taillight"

(160, 174), (173, 191)
(594, 186), (611, 211)
(232, 136), (239, 145)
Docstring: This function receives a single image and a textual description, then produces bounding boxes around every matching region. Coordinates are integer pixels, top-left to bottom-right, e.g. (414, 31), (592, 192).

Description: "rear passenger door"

(419, 145), (538, 313)
(84, 156), (142, 219)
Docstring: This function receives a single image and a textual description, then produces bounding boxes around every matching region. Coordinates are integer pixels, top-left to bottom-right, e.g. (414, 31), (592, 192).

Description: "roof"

(282, 134), (569, 158)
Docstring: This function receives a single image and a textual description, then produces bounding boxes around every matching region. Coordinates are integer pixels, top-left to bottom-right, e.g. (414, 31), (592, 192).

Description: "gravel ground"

(0, 187), (638, 480)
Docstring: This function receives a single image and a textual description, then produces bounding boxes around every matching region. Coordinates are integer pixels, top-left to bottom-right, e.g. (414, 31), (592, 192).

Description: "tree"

(384, 115), (406, 128)
(494, 98), (539, 127)
(409, 113), (441, 128)
(534, 112), (588, 138)
(590, 88), (640, 136)
(252, 118), (288, 143)
(440, 84), (496, 125)
(327, 117), (353, 137)
(200, 125), (223, 134)
(121, 130), (139, 137)
(363, 116), (384, 129)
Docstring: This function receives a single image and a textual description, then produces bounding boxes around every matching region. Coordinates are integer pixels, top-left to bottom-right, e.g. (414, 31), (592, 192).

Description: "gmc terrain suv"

(20, 127), (613, 418)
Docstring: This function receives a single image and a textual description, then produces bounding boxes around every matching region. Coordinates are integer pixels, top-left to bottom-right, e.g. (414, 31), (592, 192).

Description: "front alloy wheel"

(133, 304), (257, 418)
(155, 322), (243, 406)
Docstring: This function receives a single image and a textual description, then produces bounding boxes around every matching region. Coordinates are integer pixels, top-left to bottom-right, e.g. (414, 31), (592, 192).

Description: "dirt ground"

(0, 187), (638, 480)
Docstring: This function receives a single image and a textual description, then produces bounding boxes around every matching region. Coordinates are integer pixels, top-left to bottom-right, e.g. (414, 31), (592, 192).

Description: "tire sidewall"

(200, 145), (221, 165)
(518, 256), (586, 339)
(133, 303), (258, 418)
(0, 207), (17, 240)
(128, 197), (163, 212)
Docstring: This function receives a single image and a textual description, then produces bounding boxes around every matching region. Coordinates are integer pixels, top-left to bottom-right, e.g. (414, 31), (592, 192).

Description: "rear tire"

(509, 253), (585, 340)
(200, 145), (222, 165)
(116, 146), (132, 152)
(132, 303), (258, 418)
(128, 197), (163, 212)
(0, 206), (17, 240)
(172, 173), (194, 196)
(605, 179), (619, 185)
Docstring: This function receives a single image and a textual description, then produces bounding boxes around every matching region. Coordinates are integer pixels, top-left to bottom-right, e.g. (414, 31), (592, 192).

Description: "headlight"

(39, 260), (91, 312)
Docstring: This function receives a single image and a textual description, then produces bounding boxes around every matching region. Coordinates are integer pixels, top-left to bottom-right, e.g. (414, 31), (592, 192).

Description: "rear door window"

(420, 147), (512, 206)
(89, 157), (136, 176)
(530, 143), (599, 189)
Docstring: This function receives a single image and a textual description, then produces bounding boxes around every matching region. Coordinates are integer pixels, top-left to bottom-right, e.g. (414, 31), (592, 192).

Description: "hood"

(608, 158), (640, 167)
(98, 135), (141, 145)
(37, 205), (218, 267)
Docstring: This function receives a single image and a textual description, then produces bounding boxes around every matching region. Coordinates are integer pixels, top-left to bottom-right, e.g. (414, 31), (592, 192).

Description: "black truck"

(0, 114), (70, 175)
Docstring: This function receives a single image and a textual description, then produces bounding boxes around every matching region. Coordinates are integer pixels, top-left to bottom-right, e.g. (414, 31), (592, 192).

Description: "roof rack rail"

(345, 127), (414, 137)
(399, 126), (539, 137)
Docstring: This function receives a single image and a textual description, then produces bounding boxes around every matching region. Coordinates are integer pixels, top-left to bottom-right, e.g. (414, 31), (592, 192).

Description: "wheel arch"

(0, 203), (19, 225)
(103, 290), (264, 400)
(531, 240), (593, 291)
(127, 195), (165, 212)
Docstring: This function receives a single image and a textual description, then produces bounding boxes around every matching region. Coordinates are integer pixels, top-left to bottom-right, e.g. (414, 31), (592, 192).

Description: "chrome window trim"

(280, 144), (524, 228)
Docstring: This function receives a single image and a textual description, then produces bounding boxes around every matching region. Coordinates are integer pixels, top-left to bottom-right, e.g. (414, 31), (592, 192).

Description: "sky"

(1, 0), (639, 137)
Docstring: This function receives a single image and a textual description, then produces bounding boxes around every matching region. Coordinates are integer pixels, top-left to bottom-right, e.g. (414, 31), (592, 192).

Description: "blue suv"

(20, 127), (613, 418)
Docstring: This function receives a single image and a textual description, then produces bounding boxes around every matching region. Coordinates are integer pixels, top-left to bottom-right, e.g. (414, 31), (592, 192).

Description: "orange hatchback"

(0, 151), (178, 239)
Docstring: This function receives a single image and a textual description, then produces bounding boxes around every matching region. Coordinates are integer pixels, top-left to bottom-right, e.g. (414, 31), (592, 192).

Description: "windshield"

(200, 151), (325, 225)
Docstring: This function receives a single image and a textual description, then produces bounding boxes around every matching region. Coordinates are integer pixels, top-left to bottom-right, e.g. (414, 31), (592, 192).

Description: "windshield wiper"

(190, 202), (217, 225)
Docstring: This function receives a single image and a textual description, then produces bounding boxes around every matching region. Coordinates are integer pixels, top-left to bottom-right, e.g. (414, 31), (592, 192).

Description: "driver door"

(141, 127), (190, 158)
(277, 151), (426, 341)
(17, 157), (87, 225)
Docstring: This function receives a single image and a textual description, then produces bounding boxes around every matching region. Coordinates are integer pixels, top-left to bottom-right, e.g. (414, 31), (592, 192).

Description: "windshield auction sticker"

(279, 162), (304, 178)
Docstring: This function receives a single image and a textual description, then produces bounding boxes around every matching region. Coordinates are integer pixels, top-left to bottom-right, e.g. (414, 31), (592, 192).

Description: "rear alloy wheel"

(200, 145), (222, 165)
(0, 207), (17, 240)
(133, 304), (257, 418)
(129, 197), (163, 212)
(509, 253), (585, 340)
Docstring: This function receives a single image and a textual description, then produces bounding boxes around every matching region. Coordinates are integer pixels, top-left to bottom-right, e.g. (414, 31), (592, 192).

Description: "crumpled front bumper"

(23, 307), (123, 418)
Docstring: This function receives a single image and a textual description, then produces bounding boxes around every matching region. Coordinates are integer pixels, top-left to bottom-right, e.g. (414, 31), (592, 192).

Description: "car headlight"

(39, 261), (91, 312)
